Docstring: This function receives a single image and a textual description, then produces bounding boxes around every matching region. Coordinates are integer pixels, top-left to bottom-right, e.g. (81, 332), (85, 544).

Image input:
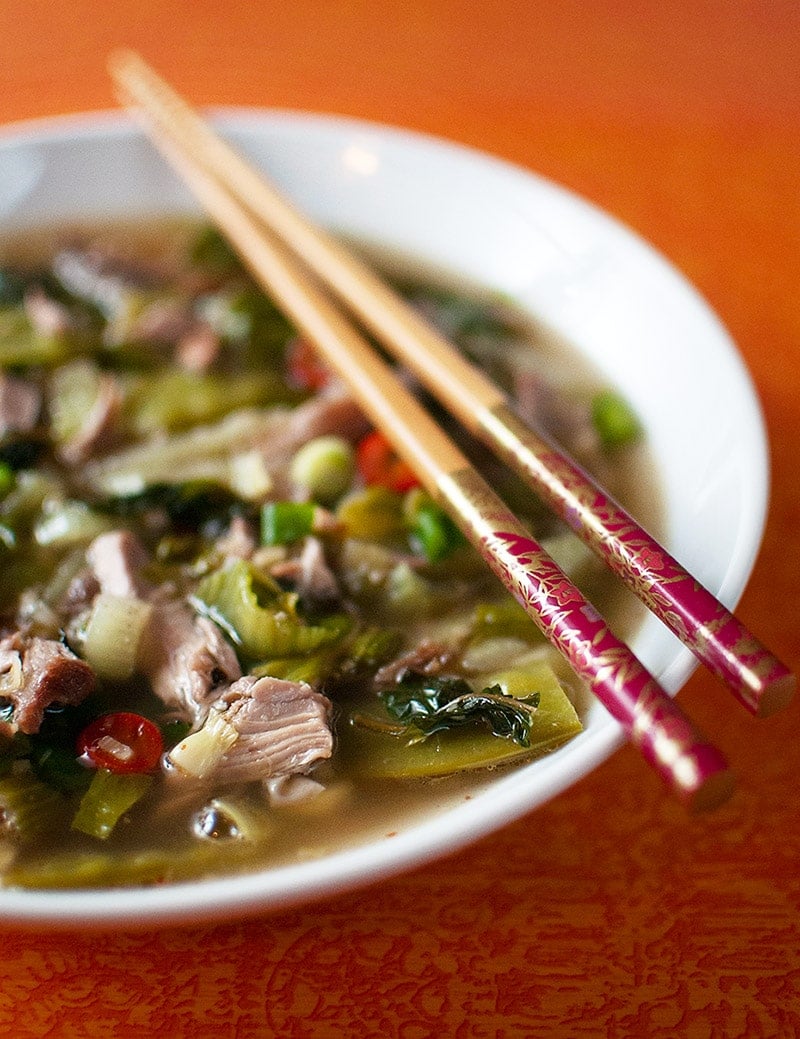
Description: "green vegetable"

(48, 359), (106, 447)
(80, 593), (154, 681)
(103, 480), (248, 532)
(0, 462), (14, 497)
(0, 306), (67, 367)
(29, 743), (93, 794)
(405, 493), (465, 563)
(71, 769), (153, 840)
(167, 707), (239, 779)
(124, 369), (295, 435)
(192, 559), (351, 661)
(382, 674), (539, 747)
(470, 599), (544, 643)
(337, 486), (406, 541)
(0, 269), (25, 306)
(348, 626), (404, 669)
(189, 225), (243, 276)
(0, 433), (47, 472)
(3, 839), (256, 889)
(0, 772), (66, 839)
(261, 501), (316, 546)
(382, 562), (441, 620)
(289, 435), (355, 503)
(341, 666), (582, 779)
(33, 500), (111, 548)
(591, 390), (641, 449)
(199, 285), (294, 358)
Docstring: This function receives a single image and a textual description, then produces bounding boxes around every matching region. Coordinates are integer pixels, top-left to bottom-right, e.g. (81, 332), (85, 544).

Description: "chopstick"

(108, 51), (795, 722)
(109, 52), (738, 810)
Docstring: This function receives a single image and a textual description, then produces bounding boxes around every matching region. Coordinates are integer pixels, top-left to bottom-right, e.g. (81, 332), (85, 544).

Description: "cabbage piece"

(192, 559), (351, 662)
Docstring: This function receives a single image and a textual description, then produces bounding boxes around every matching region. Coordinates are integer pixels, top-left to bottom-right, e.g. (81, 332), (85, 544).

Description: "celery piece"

(591, 390), (641, 449)
(193, 560), (351, 661)
(81, 593), (153, 681)
(71, 769), (153, 840)
(261, 501), (316, 546)
(167, 707), (239, 779)
(0, 772), (67, 839)
(48, 359), (104, 446)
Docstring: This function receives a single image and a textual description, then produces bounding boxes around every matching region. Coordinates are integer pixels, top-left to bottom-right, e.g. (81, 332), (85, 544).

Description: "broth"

(0, 220), (660, 888)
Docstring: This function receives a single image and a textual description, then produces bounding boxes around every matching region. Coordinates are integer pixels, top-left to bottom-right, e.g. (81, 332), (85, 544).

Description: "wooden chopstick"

(108, 49), (795, 721)
(109, 52), (736, 810)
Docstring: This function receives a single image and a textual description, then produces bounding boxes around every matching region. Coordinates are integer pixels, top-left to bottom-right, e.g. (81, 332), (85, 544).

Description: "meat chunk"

(0, 634), (95, 736)
(86, 530), (150, 599)
(270, 536), (340, 607)
(140, 599), (241, 724)
(211, 674), (333, 783)
(0, 373), (41, 436)
(271, 381), (370, 450)
(374, 640), (454, 688)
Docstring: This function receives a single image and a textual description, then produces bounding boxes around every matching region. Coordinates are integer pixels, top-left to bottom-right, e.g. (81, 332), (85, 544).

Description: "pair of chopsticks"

(109, 50), (795, 810)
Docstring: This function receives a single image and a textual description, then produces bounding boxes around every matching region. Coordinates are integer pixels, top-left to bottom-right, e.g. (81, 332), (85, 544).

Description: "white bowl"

(0, 111), (769, 927)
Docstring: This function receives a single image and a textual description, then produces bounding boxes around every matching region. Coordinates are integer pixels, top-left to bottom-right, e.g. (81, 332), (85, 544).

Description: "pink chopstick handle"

(442, 469), (734, 810)
(488, 405), (795, 718)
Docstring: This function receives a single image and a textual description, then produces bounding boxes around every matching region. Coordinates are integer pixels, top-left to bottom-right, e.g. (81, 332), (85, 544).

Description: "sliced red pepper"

(356, 430), (421, 494)
(285, 337), (331, 391)
(76, 712), (164, 775)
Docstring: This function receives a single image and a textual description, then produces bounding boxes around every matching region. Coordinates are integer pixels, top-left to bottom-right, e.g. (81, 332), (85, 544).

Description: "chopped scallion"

(261, 501), (316, 546)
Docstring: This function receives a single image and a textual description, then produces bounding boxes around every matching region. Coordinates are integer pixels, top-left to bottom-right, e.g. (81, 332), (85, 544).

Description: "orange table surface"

(1, 3), (799, 1036)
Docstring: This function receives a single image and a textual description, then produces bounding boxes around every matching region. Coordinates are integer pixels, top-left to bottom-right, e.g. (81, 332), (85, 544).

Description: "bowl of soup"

(0, 110), (769, 926)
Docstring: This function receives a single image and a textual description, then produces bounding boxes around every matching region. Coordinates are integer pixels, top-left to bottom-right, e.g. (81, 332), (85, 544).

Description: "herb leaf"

(381, 674), (539, 747)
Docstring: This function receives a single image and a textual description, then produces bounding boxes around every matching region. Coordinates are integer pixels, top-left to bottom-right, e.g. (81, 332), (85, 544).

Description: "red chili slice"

(356, 430), (421, 494)
(76, 712), (164, 774)
(285, 336), (331, 391)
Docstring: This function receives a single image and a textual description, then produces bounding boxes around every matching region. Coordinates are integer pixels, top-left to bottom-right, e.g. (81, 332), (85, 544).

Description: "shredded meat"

(140, 600), (241, 725)
(0, 633), (95, 736)
(374, 640), (454, 688)
(210, 674), (333, 784)
(253, 382), (370, 461)
(84, 530), (241, 725)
